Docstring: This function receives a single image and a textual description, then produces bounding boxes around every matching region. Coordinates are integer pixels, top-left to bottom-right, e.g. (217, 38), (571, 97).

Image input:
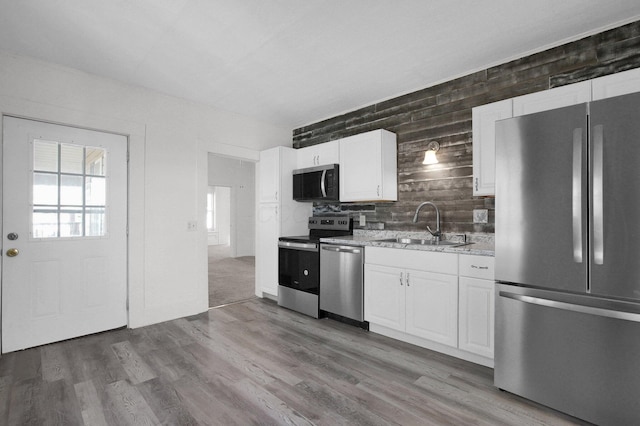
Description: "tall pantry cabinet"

(256, 146), (311, 297)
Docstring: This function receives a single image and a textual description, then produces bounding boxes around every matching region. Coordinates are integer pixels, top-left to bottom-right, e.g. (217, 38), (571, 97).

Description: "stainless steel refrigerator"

(495, 92), (640, 425)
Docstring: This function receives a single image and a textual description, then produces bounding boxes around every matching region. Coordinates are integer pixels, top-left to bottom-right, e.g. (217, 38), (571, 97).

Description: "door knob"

(6, 248), (19, 257)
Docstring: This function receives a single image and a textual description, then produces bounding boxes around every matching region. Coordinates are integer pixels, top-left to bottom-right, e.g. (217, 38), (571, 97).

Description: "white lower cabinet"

(458, 254), (495, 359)
(256, 203), (280, 296)
(365, 264), (457, 346)
(458, 277), (494, 358)
(364, 264), (405, 330)
(365, 247), (495, 367)
(405, 270), (458, 347)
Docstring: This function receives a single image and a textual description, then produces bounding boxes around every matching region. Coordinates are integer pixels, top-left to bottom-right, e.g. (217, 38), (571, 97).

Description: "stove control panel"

(308, 216), (352, 231)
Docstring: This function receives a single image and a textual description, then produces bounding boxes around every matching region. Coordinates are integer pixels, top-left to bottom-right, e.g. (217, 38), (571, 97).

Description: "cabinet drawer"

(366, 247), (457, 275)
(459, 255), (495, 280)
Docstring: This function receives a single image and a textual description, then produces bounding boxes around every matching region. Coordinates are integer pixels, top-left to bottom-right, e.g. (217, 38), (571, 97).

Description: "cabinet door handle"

(275, 191), (278, 201)
(406, 273), (410, 287)
(399, 272), (403, 286)
(471, 265), (489, 270)
(475, 177), (478, 191)
(377, 185), (380, 197)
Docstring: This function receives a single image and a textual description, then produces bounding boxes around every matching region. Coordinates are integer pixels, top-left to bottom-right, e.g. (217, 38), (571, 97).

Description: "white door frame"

(0, 114), (131, 351)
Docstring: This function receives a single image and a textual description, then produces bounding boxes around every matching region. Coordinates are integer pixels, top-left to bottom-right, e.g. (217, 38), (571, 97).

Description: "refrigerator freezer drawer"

(495, 283), (640, 425)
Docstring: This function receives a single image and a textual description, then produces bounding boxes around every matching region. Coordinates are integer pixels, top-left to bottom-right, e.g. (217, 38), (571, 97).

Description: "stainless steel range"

(277, 216), (352, 318)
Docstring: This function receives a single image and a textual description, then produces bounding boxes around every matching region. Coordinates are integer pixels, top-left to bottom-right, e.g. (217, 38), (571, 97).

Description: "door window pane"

(31, 141), (109, 238)
(85, 177), (106, 205)
(33, 207), (58, 238)
(60, 175), (83, 205)
(33, 173), (59, 205)
(86, 207), (106, 236)
(86, 147), (106, 176)
(61, 144), (84, 174)
(60, 207), (83, 237)
(33, 140), (58, 172)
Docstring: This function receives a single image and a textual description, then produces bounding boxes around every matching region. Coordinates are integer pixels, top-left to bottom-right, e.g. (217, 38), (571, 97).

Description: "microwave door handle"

(320, 169), (327, 198)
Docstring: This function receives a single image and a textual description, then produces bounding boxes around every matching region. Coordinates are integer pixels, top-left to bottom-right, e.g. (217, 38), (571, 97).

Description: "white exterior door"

(2, 117), (128, 353)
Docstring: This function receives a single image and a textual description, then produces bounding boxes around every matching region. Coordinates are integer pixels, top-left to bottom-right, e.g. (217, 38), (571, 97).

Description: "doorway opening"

(207, 154), (255, 308)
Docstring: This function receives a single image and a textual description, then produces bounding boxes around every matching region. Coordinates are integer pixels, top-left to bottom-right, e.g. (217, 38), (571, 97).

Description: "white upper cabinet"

(472, 99), (512, 196)
(296, 140), (339, 169)
(513, 80), (592, 117)
(339, 129), (397, 202)
(592, 67), (640, 100)
(258, 147), (281, 203)
(473, 71), (640, 197)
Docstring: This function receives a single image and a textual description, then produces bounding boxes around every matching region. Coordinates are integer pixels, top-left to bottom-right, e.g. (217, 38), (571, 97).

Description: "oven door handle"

(278, 241), (318, 251)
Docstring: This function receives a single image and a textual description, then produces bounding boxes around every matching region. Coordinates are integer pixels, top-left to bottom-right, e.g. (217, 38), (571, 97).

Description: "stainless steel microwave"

(293, 164), (339, 201)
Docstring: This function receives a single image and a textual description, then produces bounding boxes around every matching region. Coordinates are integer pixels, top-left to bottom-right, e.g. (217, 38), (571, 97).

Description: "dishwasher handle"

(321, 245), (361, 254)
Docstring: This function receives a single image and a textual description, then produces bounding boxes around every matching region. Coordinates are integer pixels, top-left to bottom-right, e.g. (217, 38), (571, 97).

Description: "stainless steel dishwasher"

(320, 243), (366, 326)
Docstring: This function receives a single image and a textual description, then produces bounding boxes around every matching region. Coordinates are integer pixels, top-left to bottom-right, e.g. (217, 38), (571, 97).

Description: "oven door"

(278, 241), (319, 294)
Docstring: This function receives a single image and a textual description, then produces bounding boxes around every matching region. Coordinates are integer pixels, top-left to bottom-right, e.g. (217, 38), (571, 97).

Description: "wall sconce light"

(422, 141), (440, 165)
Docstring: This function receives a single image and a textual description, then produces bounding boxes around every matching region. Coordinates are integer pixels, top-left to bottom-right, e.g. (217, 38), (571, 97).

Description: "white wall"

(208, 154), (255, 256)
(0, 51), (290, 328)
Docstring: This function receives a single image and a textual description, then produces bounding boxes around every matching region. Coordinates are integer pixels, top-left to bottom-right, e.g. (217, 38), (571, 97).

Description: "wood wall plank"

(293, 20), (640, 233)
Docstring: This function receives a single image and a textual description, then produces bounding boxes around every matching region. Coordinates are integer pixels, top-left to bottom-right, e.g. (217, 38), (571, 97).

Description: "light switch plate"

(473, 209), (488, 224)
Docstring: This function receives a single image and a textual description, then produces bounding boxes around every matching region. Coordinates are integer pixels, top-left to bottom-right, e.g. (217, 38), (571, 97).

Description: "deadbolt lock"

(7, 232), (18, 241)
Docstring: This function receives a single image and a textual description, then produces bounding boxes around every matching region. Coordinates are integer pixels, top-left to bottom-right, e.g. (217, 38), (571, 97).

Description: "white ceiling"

(1, 1), (640, 129)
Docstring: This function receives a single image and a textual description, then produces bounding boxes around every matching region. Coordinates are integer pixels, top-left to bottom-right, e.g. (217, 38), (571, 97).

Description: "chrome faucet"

(413, 201), (441, 241)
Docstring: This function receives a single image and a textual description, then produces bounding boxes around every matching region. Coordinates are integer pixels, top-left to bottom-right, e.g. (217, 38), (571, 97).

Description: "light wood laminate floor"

(0, 298), (589, 425)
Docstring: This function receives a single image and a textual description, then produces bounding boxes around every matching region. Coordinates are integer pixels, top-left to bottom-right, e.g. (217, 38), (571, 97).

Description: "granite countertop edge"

(319, 234), (495, 257)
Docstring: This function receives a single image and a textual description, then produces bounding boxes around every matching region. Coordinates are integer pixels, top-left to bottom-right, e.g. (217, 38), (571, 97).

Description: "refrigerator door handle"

(572, 128), (583, 263)
(593, 124), (604, 265)
(499, 291), (640, 322)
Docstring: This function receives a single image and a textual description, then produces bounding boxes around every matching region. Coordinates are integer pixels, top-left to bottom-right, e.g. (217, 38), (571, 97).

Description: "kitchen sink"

(374, 237), (471, 247)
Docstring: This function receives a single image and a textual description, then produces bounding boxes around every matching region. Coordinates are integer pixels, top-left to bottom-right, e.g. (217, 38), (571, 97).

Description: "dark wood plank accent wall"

(293, 21), (640, 233)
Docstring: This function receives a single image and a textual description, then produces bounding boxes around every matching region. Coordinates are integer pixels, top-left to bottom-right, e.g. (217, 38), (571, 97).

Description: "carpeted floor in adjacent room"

(208, 244), (256, 307)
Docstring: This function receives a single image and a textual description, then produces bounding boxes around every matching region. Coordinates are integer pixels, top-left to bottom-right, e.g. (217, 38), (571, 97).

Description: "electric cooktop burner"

(279, 216), (353, 243)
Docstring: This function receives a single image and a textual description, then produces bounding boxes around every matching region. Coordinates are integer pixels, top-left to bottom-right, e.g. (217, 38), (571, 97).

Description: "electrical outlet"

(473, 209), (488, 224)
(187, 220), (197, 231)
